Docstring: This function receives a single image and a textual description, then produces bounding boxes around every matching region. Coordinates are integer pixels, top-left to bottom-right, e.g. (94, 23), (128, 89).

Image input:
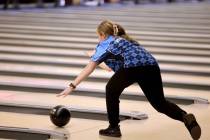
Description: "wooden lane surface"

(0, 65), (209, 90)
(0, 90), (210, 140)
(0, 73), (209, 91)
(0, 33), (209, 51)
(1, 29), (210, 45)
(1, 52), (210, 66)
(1, 16), (208, 25)
(0, 74), (210, 103)
(1, 24), (210, 36)
(0, 62), (210, 77)
(1, 45), (210, 60)
(0, 44), (210, 65)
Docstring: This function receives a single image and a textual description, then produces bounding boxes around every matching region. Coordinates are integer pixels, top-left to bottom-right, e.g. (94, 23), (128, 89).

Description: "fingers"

(56, 94), (63, 97)
(56, 92), (69, 98)
(56, 87), (73, 98)
(56, 89), (71, 97)
(56, 91), (64, 97)
(63, 93), (69, 97)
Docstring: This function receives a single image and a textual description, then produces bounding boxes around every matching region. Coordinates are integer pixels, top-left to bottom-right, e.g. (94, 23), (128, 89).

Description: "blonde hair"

(97, 20), (138, 43)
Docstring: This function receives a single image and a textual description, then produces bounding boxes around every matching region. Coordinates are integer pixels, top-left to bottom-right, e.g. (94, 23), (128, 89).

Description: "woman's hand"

(99, 62), (113, 72)
(85, 50), (95, 57)
(56, 87), (74, 97)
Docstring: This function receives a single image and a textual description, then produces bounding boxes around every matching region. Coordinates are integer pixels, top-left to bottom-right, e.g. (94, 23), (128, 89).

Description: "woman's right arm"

(57, 60), (98, 97)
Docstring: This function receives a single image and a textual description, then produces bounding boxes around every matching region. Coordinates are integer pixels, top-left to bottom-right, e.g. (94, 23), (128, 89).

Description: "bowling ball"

(50, 105), (71, 127)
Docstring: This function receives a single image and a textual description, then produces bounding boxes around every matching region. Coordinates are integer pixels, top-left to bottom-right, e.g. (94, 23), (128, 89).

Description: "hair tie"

(113, 24), (118, 36)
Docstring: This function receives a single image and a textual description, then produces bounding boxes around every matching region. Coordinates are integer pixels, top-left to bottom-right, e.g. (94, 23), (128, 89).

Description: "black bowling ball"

(50, 105), (71, 127)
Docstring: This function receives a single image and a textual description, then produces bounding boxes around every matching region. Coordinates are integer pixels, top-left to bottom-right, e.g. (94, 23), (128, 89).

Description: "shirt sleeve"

(90, 44), (111, 63)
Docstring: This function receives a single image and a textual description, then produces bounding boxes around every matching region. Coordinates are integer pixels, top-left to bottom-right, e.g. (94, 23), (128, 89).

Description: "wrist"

(69, 83), (76, 89)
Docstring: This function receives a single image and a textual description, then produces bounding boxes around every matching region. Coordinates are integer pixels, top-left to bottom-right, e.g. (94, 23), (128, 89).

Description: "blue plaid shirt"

(91, 36), (158, 72)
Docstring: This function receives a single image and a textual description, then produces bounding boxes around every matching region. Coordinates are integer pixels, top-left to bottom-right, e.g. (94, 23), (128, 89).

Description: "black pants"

(106, 65), (187, 127)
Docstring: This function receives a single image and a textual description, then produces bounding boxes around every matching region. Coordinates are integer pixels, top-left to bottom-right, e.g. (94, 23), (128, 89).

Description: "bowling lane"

(0, 90), (149, 139)
(0, 90), (210, 140)
(0, 89), (209, 112)
(0, 90), (156, 114)
(0, 111), (107, 139)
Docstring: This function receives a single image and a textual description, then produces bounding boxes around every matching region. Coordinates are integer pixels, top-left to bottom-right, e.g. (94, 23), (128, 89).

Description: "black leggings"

(106, 65), (187, 127)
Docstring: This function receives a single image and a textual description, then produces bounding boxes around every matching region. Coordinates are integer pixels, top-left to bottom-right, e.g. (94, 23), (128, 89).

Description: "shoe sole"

(191, 125), (201, 140)
(99, 133), (122, 137)
(184, 114), (201, 140)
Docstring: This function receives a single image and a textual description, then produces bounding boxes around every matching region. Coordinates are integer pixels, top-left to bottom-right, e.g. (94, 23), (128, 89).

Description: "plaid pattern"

(105, 59), (124, 72)
(91, 36), (158, 72)
(106, 37), (157, 71)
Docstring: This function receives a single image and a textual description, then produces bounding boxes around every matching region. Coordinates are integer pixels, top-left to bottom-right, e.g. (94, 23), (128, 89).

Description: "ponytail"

(114, 24), (139, 44)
